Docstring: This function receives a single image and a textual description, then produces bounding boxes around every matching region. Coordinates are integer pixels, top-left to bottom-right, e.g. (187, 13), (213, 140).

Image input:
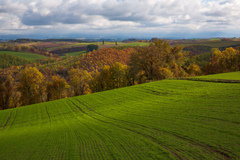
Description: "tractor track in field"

(64, 100), (122, 159)
(191, 114), (240, 125)
(27, 105), (53, 160)
(8, 108), (18, 128)
(103, 90), (239, 159)
(72, 98), (238, 160)
(59, 100), (122, 160)
(68, 99), (183, 160)
(64, 101), (121, 160)
(1, 109), (14, 130)
(1, 108), (19, 132)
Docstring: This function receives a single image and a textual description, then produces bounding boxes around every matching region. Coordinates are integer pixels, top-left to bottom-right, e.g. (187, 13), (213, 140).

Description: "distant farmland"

(0, 51), (47, 61)
(123, 42), (149, 47)
(0, 72), (239, 159)
(60, 51), (87, 58)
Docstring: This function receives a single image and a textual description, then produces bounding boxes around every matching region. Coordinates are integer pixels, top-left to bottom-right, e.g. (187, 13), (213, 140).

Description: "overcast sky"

(0, 0), (239, 39)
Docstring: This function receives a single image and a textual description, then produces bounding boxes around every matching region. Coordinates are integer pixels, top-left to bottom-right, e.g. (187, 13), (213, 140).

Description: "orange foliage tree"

(75, 48), (135, 72)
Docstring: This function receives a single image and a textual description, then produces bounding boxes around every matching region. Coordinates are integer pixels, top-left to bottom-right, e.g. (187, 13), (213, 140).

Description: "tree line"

(0, 44), (58, 58)
(1, 39), (240, 110)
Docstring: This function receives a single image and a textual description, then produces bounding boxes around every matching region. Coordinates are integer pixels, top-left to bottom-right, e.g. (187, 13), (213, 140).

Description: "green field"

(0, 51), (47, 61)
(194, 72), (240, 80)
(123, 42), (150, 47)
(208, 38), (221, 41)
(0, 72), (240, 159)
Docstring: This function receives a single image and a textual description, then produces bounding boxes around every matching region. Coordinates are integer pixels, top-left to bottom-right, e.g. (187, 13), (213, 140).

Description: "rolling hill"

(0, 54), (31, 69)
(0, 51), (47, 61)
(0, 72), (239, 159)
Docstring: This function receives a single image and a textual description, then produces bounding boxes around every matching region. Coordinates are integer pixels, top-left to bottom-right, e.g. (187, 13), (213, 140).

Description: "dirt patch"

(32, 42), (75, 49)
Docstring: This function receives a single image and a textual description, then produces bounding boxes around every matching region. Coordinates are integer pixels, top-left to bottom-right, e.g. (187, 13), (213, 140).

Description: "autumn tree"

(204, 47), (239, 74)
(130, 39), (186, 81)
(97, 65), (111, 91)
(46, 75), (69, 101)
(0, 75), (14, 110)
(186, 63), (202, 76)
(15, 45), (22, 52)
(68, 68), (92, 96)
(89, 71), (103, 93)
(18, 67), (45, 106)
(109, 62), (129, 88)
(87, 44), (99, 52)
(90, 62), (130, 92)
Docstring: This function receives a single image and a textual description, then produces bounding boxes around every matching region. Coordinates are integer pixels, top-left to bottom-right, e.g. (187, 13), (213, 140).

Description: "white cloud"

(0, 0), (240, 37)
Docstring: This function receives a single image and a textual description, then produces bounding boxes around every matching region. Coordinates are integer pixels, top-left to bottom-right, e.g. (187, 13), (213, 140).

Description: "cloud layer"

(0, 0), (239, 38)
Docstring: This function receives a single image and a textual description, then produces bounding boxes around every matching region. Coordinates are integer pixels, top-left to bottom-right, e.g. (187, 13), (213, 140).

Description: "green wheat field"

(0, 72), (239, 159)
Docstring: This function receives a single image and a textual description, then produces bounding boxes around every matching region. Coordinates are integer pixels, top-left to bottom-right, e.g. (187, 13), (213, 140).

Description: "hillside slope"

(0, 51), (47, 60)
(0, 73), (240, 160)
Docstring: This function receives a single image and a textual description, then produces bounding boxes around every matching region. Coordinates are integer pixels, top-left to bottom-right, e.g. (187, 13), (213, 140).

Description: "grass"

(0, 72), (240, 159)
(194, 72), (240, 80)
(208, 38), (221, 41)
(123, 42), (150, 47)
(0, 51), (47, 61)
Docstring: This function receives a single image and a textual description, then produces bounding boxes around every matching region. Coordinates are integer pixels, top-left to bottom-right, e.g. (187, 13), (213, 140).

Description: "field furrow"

(0, 109), (14, 130)
(69, 98), (181, 159)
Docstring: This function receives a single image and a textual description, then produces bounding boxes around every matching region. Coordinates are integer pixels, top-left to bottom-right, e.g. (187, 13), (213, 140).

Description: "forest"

(0, 38), (240, 110)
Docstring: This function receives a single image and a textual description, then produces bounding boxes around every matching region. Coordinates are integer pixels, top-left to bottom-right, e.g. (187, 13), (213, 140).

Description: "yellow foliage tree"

(68, 68), (92, 96)
(206, 47), (239, 74)
(18, 67), (45, 106)
(187, 63), (202, 76)
(46, 75), (69, 101)
(109, 62), (129, 88)
(90, 62), (130, 92)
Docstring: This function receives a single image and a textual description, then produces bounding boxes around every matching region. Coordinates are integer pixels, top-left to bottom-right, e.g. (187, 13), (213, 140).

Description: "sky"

(0, 0), (240, 39)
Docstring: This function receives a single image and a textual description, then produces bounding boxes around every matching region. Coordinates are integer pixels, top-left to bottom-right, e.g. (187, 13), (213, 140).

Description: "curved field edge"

(0, 51), (47, 60)
(176, 72), (240, 83)
(193, 71), (240, 80)
(0, 79), (239, 159)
